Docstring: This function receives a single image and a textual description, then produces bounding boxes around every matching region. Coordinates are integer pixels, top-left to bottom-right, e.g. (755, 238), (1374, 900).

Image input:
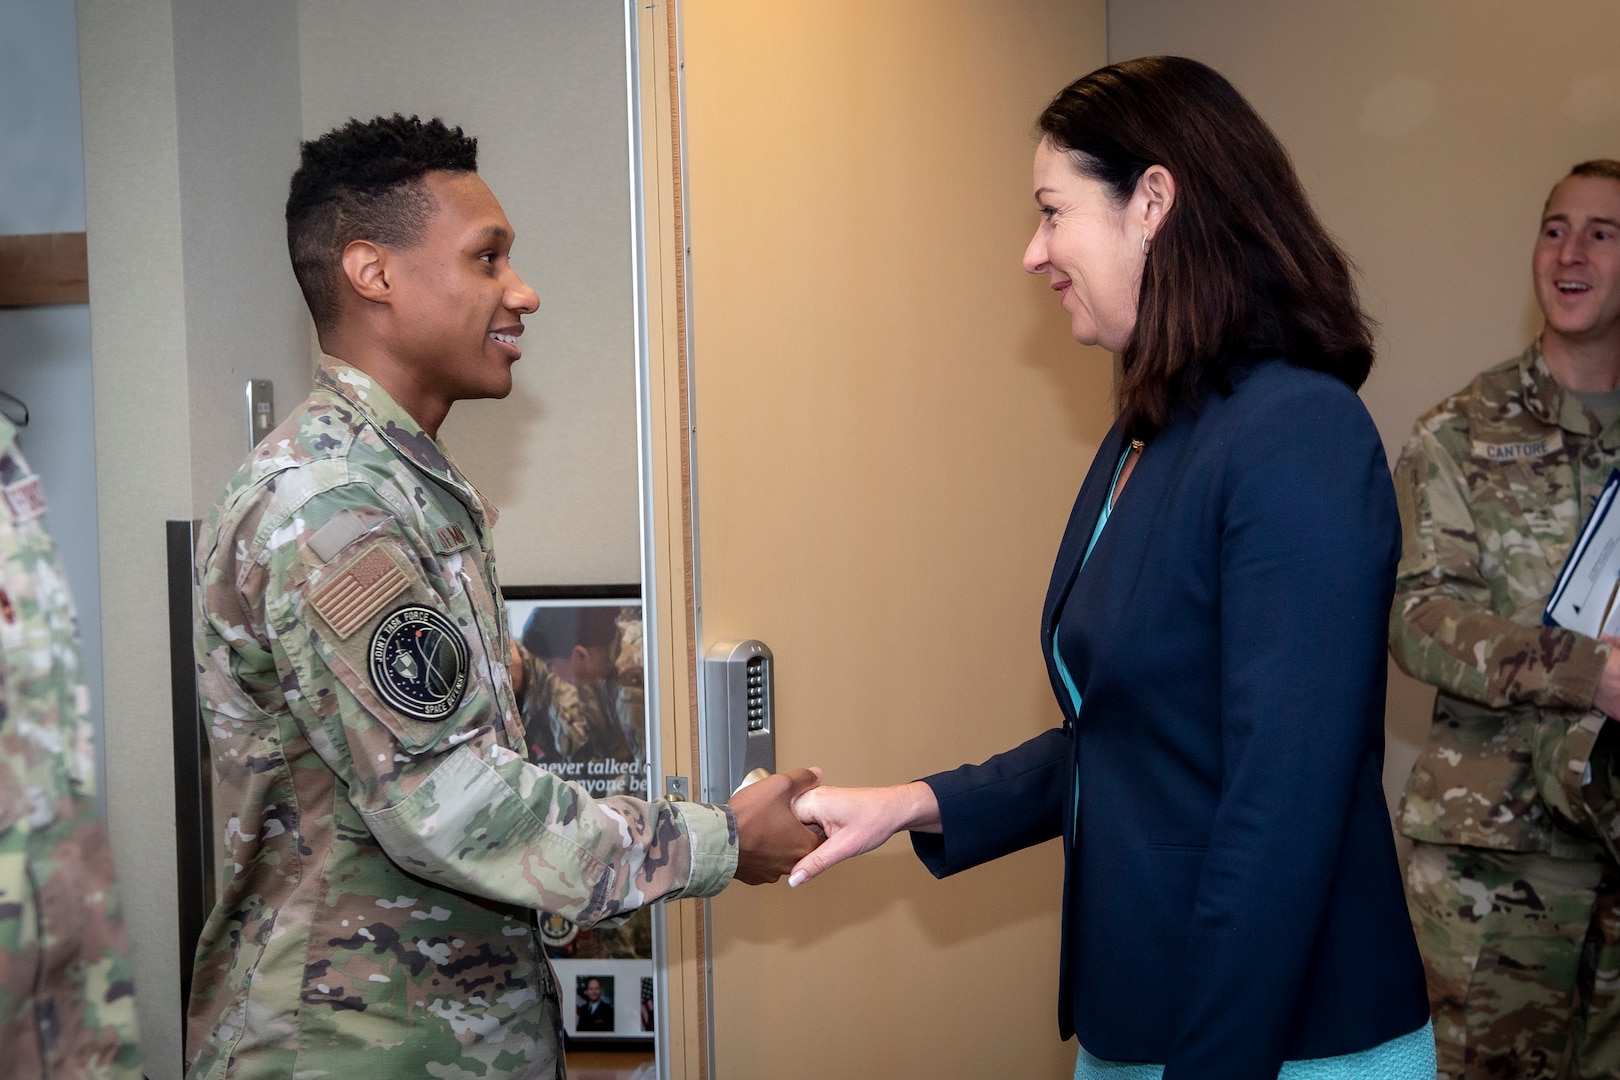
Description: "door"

(638, 2), (1114, 1076)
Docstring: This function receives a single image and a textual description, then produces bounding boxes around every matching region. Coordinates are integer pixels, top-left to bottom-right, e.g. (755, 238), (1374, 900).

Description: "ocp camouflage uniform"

(1393, 340), (1620, 1078)
(0, 415), (141, 1077)
(188, 362), (738, 1079)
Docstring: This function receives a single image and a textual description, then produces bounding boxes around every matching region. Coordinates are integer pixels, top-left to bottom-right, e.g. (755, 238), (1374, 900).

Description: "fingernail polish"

(788, 871), (805, 888)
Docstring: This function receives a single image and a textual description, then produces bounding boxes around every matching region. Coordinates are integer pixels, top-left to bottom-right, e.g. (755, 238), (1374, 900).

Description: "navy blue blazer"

(913, 360), (1429, 1077)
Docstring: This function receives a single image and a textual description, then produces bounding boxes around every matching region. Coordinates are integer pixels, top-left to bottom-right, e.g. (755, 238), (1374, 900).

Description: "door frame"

(629, 2), (713, 1078)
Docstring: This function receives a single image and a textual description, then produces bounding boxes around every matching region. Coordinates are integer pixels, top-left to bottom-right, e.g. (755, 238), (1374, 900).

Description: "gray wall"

(172, 0), (311, 508)
(299, 0), (643, 587)
(79, 0), (197, 1071)
(0, 0), (105, 808)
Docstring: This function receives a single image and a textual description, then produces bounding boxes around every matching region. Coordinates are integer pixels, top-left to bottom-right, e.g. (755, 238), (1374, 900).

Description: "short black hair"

(521, 607), (618, 662)
(285, 114), (478, 331)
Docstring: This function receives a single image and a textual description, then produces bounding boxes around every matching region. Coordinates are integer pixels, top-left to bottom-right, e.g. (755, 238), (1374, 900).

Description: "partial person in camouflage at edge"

(187, 115), (822, 1079)
(1393, 159), (1620, 1079)
(0, 412), (142, 1077)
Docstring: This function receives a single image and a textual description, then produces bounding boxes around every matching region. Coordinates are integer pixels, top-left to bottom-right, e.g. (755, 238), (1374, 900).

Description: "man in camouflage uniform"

(1393, 159), (1620, 1079)
(511, 606), (635, 769)
(0, 413), (142, 1076)
(187, 115), (820, 1079)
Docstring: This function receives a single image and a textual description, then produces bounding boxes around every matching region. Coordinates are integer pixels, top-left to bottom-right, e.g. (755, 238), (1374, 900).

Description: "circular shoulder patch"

(368, 604), (470, 722)
(539, 913), (578, 949)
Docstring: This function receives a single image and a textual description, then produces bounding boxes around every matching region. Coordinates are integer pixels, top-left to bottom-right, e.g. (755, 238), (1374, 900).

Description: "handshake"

(725, 767), (941, 887)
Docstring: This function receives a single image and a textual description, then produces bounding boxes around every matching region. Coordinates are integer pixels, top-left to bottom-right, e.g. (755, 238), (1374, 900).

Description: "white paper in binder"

(1545, 469), (1620, 637)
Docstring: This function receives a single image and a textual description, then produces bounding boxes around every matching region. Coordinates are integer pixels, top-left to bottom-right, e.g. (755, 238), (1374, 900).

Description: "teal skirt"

(1073, 1020), (1435, 1080)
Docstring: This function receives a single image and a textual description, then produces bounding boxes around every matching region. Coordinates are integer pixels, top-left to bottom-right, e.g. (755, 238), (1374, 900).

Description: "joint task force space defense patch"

(369, 604), (470, 721)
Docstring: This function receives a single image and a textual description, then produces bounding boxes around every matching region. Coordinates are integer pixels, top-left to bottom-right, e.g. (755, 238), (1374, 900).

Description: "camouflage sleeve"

(1388, 426), (1607, 710)
(262, 488), (738, 925)
(537, 663), (594, 759)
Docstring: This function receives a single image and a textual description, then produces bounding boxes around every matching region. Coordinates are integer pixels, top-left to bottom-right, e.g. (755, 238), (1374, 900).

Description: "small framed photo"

(502, 585), (655, 1047)
(575, 974), (616, 1032)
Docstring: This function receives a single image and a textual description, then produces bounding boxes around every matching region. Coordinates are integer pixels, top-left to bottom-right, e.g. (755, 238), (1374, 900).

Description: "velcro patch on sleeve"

(308, 509), (371, 562)
(310, 543), (412, 639)
(4, 476), (47, 522)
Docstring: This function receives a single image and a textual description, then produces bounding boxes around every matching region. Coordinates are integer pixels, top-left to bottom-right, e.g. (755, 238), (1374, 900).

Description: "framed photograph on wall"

(502, 584), (654, 1047)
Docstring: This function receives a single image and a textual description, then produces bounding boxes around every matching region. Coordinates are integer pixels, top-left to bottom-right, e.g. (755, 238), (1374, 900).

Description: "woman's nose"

(1023, 230), (1048, 275)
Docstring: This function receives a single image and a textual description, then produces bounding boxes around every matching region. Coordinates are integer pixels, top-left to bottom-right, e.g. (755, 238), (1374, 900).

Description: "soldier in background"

(1393, 159), (1620, 1079)
(188, 115), (821, 1079)
(0, 412), (141, 1076)
(511, 605), (635, 767)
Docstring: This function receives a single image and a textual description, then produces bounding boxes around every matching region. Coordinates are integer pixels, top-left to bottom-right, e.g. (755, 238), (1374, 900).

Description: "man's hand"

(1597, 636), (1620, 717)
(787, 780), (940, 887)
(728, 767), (824, 885)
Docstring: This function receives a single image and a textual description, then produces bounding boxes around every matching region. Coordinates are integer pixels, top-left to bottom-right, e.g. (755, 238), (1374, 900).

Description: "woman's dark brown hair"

(1037, 56), (1373, 438)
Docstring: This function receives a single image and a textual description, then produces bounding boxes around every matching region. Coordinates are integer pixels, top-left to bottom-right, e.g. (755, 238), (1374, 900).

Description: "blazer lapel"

(1043, 421), (1127, 652)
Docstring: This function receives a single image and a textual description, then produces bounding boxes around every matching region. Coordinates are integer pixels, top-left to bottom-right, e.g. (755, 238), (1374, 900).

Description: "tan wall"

(1107, 0), (1620, 815)
(680, 1), (1109, 1074)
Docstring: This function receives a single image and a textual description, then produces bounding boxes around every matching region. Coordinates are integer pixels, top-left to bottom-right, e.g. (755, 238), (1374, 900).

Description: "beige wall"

(1108, 0), (1620, 815)
(680, 1), (1109, 1075)
(299, 0), (643, 587)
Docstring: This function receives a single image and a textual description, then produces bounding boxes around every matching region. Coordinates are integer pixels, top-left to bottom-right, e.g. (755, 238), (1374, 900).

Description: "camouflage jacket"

(0, 416), (142, 1077)
(188, 362), (737, 1079)
(1392, 340), (1619, 858)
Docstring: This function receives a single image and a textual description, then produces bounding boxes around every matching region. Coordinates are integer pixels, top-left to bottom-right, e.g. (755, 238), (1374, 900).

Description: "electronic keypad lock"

(701, 639), (776, 803)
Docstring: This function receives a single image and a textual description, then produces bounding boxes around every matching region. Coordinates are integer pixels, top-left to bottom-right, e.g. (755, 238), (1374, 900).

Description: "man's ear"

(340, 239), (391, 305)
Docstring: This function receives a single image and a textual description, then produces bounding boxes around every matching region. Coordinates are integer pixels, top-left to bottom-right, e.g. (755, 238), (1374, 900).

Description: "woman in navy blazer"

(789, 57), (1432, 1078)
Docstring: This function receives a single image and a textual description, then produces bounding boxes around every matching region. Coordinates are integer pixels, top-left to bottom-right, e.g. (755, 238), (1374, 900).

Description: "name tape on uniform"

(1472, 432), (1563, 461)
(431, 522), (472, 554)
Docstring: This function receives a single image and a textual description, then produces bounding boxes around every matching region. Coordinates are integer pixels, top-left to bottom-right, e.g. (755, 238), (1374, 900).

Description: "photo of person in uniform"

(575, 976), (615, 1033)
(508, 603), (637, 770)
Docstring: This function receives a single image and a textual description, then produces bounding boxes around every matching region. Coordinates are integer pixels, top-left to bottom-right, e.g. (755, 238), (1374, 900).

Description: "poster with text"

(504, 588), (654, 1044)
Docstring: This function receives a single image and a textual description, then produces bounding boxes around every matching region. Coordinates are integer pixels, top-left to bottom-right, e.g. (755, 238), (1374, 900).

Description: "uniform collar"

(1520, 337), (1603, 438)
(314, 358), (500, 527)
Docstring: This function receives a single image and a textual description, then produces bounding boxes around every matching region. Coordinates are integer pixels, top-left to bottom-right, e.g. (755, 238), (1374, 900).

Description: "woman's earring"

(1141, 234), (1150, 255)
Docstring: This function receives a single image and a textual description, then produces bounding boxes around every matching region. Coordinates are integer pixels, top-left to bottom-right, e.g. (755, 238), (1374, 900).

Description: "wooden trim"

(637, 1), (710, 1078)
(0, 232), (89, 307)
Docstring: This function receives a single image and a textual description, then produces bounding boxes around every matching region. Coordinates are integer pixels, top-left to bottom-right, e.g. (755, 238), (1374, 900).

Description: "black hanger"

(0, 390), (29, 428)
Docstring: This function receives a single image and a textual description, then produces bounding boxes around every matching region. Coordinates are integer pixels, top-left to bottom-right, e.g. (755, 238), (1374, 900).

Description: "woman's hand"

(787, 780), (941, 886)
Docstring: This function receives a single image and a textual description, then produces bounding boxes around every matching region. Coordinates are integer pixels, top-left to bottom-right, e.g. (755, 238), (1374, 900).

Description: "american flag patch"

(309, 544), (411, 639)
(4, 476), (47, 522)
